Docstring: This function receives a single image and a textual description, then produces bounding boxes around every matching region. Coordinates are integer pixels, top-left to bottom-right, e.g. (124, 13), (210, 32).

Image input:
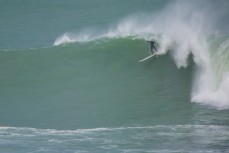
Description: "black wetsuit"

(147, 41), (157, 54)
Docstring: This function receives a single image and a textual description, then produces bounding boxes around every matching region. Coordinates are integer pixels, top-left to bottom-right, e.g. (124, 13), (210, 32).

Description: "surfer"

(139, 40), (158, 62)
(138, 40), (159, 62)
(147, 40), (157, 54)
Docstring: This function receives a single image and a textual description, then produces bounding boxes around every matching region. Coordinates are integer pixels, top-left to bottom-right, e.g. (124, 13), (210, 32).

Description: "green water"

(0, 0), (229, 152)
(0, 39), (193, 129)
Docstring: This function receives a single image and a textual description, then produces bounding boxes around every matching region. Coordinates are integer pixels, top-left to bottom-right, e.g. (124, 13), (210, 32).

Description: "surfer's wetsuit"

(147, 40), (157, 54)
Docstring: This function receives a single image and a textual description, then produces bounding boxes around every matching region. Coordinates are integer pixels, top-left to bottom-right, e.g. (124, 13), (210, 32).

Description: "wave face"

(54, 0), (229, 109)
(0, 38), (194, 129)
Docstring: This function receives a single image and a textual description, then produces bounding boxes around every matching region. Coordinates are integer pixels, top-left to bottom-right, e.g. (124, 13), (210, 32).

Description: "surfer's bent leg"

(150, 43), (154, 54)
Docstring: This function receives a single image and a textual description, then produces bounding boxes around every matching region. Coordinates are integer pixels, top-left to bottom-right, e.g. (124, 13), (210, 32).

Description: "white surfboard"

(139, 53), (157, 62)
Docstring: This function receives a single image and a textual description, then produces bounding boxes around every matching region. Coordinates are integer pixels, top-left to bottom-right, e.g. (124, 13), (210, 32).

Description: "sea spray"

(54, 0), (229, 109)
(192, 37), (229, 109)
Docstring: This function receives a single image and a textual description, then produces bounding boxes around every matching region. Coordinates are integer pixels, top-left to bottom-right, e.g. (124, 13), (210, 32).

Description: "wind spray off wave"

(54, 0), (229, 109)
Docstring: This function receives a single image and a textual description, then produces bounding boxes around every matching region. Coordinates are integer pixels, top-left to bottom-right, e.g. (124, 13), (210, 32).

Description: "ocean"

(0, 0), (229, 152)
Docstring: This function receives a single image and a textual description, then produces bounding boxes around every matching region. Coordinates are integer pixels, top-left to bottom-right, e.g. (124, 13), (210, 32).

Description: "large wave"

(54, 0), (229, 109)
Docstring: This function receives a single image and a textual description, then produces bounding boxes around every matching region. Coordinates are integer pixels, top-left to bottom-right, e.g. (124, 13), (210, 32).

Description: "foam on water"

(192, 39), (229, 109)
(1, 125), (229, 152)
(54, 0), (229, 109)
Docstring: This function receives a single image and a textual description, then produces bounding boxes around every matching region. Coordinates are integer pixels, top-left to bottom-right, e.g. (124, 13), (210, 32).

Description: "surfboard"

(139, 53), (157, 62)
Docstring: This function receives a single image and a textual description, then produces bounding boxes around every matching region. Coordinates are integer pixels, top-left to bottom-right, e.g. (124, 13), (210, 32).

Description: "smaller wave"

(1, 125), (229, 135)
(1, 125), (228, 152)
